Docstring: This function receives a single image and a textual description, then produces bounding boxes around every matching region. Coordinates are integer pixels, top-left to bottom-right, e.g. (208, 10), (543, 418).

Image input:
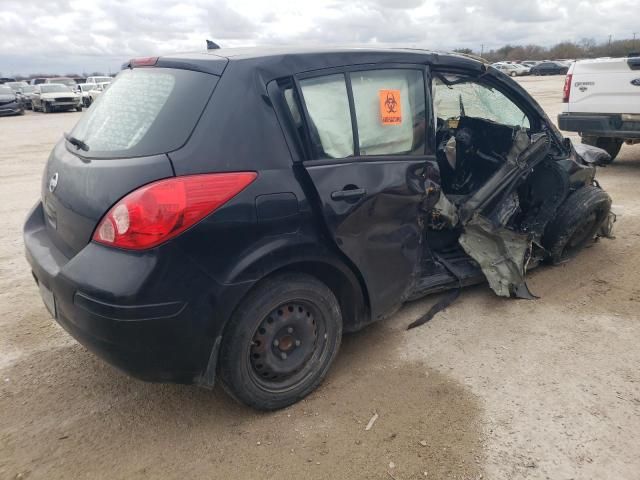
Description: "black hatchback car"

(25, 48), (613, 410)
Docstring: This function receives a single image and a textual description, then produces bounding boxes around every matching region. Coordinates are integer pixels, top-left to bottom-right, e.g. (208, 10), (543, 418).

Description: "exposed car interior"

(427, 74), (545, 246)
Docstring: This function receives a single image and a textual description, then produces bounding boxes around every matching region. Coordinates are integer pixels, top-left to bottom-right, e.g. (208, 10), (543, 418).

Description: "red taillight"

(93, 172), (257, 250)
(562, 73), (572, 103)
(130, 56), (158, 67)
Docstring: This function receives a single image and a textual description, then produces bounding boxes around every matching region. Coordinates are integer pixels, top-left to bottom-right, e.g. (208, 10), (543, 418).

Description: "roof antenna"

(206, 40), (220, 50)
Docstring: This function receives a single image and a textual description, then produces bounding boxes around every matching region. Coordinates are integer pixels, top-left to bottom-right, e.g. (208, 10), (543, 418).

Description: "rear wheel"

(510, 71), (517, 77)
(42, 102), (50, 113)
(218, 273), (342, 410)
(581, 136), (623, 163)
(542, 185), (612, 264)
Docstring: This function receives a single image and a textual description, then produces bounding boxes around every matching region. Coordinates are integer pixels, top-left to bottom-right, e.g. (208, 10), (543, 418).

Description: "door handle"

(330, 187), (367, 201)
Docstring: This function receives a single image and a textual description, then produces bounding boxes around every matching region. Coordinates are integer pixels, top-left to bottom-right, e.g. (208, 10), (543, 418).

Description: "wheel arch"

(197, 255), (371, 388)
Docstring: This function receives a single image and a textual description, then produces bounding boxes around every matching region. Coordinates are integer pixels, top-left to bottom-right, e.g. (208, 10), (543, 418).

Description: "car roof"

(150, 46), (486, 78)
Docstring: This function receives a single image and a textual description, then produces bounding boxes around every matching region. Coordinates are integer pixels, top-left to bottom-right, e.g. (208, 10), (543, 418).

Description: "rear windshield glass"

(70, 68), (218, 158)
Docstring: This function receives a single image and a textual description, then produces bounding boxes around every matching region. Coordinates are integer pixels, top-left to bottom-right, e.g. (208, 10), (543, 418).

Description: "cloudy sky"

(0, 0), (637, 75)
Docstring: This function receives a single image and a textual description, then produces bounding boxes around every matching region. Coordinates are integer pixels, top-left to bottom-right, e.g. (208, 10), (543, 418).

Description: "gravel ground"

(1, 76), (639, 480)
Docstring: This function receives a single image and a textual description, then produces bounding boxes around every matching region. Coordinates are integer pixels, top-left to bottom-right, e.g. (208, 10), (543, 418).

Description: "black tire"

(218, 273), (342, 410)
(542, 185), (612, 264)
(581, 136), (623, 163)
(43, 102), (50, 113)
(76, 105), (83, 112)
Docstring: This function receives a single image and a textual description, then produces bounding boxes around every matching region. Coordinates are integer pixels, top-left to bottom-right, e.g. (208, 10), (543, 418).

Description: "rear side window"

(71, 68), (218, 158)
(294, 68), (427, 159)
(351, 69), (426, 155)
(299, 74), (354, 158)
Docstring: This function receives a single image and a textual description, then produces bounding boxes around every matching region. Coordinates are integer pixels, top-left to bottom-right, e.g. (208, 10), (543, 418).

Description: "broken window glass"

(433, 78), (530, 129)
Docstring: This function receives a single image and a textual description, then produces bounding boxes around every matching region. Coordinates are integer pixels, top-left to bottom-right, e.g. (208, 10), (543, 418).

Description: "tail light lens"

(562, 73), (572, 103)
(93, 172), (257, 250)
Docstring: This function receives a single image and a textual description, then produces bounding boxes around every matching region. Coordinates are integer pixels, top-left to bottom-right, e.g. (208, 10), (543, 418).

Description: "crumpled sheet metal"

(458, 215), (535, 299)
(572, 141), (612, 166)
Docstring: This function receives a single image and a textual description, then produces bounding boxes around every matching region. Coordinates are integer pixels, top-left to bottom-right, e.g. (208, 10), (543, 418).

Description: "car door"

(290, 66), (435, 320)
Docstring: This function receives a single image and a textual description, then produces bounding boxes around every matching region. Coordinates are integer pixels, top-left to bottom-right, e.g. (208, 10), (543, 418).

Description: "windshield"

(21, 85), (35, 93)
(6, 82), (26, 90)
(0, 86), (13, 95)
(80, 84), (97, 91)
(70, 67), (218, 158)
(41, 85), (70, 93)
(50, 78), (76, 86)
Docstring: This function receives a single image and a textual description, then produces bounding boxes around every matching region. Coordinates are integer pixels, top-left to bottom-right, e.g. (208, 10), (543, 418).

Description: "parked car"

(492, 63), (521, 77)
(530, 62), (569, 76)
(31, 84), (82, 113)
(87, 81), (110, 103)
(30, 78), (48, 85)
(86, 76), (112, 85)
(493, 63), (528, 77)
(24, 47), (613, 410)
(512, 64), (531, 75)
(0, 77), (16, 84)
(76, 83), (97, 107)
(558, 55), (640, 162)
(16, 85), (37, 109)
(0, 85), (25, 116)
(5, 81), (29, 92)
(45, 77), (78, 89)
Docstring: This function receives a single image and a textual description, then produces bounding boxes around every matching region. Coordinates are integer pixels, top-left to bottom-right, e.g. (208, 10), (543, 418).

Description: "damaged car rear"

(24, 47), (613, 410)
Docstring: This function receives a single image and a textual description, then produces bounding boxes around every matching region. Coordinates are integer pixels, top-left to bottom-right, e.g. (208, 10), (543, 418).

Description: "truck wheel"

(218, 273), (342, 410)
(581, 136), (623, 163)
(542, 185), (612, 264)
(510, 71), (517, 77)
(76, 105), (83, 112)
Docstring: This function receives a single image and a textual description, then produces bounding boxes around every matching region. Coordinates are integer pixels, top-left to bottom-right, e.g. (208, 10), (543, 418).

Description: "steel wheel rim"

(248, 300), (327, 391)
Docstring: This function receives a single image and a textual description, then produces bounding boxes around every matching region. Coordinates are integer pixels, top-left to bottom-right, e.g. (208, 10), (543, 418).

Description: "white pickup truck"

(558, 55), (640, 163)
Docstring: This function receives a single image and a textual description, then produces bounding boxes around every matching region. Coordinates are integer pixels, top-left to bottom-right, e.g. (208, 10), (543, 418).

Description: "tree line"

(455, 37), (639, 62)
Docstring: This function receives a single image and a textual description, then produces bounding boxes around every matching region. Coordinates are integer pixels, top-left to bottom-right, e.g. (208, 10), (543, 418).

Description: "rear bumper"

(558, 113), (640, 139)
(24, 201), (251, 385)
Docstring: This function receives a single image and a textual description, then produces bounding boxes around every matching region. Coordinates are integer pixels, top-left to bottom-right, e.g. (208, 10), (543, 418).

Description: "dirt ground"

(1, 76), (639, 480)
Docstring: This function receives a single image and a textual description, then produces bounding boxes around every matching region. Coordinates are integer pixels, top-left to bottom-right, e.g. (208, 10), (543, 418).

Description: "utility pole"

(634, 32), (638, 51)
(480, 44), (484, 58)
(608, 34), (612, 54)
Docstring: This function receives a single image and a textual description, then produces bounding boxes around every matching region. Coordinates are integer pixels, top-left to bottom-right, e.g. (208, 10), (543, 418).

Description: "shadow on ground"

(0, 320), (485, 480)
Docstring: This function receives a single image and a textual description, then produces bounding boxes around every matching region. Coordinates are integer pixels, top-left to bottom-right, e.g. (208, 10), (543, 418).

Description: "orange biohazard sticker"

(379, 89), (402, 125)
